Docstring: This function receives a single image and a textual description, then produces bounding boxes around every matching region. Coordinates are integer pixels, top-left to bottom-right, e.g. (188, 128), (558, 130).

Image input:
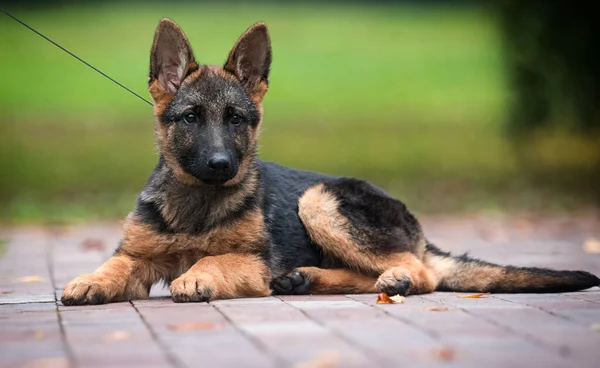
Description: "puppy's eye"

(183, 112), (197, 124)
(230, 114), (243, 125)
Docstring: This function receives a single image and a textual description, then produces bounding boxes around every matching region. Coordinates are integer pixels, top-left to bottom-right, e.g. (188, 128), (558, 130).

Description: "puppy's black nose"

(208, 154), (231, 171)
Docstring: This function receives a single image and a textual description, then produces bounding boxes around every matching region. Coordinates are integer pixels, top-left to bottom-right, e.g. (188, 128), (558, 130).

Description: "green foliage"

(1, 2), (592, 222)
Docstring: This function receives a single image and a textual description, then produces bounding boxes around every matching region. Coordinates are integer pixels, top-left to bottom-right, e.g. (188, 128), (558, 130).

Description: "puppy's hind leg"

(298, 179), (438, 296)
(272, 267), (378, 295)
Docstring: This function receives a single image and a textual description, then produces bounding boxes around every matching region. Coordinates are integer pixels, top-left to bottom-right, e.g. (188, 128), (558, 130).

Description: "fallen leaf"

(458, 292), (490, 299)
(513, 219), (533, 231)
(433, 347), (455, 361)
(34, 331), (45, 340)
(295, 351), (339, 368)
(390, 295), (405, 303)
(583, 238), (600, 254)
(167, 321), (224, 331)
(376, 293), (396, 304)
(589, 322), (600, 331)
(426, 306), (449, 311)
(104, 330), (131, 341)
(0, 290), (14, 294)
(81, 239), (106, 252)
(18, 276), (43, 283)
(22, 357), (69, 368)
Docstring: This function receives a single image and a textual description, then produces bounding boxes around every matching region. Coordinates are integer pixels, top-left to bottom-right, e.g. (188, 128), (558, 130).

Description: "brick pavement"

(1, 214), (600, 367)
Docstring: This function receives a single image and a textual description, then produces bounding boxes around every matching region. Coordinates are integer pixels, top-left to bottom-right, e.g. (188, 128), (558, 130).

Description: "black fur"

(323, 178), (424, 256)
(258, 161), (332, 276)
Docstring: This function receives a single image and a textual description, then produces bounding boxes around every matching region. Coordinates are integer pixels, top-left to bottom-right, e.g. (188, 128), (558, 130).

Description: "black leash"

(0, 6), (154, 107)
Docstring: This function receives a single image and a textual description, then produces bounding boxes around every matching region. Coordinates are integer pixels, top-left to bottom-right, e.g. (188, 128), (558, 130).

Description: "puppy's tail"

(423, 243), (599, 293)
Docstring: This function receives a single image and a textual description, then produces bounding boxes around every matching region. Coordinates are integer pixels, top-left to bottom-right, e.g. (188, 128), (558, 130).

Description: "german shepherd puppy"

(61, 19), (599, 305)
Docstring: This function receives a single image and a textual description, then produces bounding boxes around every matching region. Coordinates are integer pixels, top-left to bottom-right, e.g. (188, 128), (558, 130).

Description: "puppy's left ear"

(224, 23), (272, 94)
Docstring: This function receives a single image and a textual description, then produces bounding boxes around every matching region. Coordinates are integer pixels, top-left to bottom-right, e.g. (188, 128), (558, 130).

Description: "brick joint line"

(346, 294), (442, 340)
(561, 293), (600, 305)
(420, 295), (572, 358)
(211, 302), (288, 368)
(491, 295), (582, 326)
(47, 232), (78, 368)
(276, 296), (385, 367)
(130, 301), (186, 368)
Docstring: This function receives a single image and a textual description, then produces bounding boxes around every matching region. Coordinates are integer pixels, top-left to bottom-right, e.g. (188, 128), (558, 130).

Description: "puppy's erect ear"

(149, 18), (197, 94)
(224, 23), (272, 92)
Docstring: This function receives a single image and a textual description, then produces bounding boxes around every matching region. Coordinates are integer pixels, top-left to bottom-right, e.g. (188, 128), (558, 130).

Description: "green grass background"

(0, 2), (595, 223)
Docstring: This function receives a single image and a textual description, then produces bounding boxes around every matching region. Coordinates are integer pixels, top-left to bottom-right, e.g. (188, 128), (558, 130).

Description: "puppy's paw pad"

(271, 271), (311, 295)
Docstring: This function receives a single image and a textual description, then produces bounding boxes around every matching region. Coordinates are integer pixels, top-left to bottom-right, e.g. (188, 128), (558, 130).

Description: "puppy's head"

(148, 19), (271, 186)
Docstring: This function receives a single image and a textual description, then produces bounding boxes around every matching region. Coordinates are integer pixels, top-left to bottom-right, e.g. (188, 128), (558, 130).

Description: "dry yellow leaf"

(390, 295), (405, 303)
(22, 357), (69, 368)
(376, 293), (395, 304)
(34, 331), (45, 340)
(583, 238), (600, 254)
(81, 238), (106, 252)
(426, 306), (449, 311)
(433, 347), (455, 361)
(458, 292), (490, 299)
(18, 276), (43, 283)
(167, 321), (224, 331)
(295, 351), (340, 368)
(104, 330), (131, 341)
(589, 322), (600, 331)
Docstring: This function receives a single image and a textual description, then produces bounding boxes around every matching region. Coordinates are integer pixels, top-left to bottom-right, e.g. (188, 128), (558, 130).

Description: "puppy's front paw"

(170, 273), (215, 303)
(61, 274), (117, 305)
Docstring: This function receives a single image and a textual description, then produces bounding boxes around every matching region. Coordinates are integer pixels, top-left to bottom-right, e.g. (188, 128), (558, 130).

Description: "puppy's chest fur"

(118, 162), (268, 263)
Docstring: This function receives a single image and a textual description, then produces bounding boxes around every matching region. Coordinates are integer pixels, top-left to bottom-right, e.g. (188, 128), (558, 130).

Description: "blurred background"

(0, 0), (599, 224)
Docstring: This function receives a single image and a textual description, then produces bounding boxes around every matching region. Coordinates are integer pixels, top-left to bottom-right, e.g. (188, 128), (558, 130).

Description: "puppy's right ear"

(149, 18), (197, 94)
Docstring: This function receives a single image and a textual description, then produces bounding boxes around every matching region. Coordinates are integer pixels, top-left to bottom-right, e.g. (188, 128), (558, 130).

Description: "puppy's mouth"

(197, 171), (237, 186)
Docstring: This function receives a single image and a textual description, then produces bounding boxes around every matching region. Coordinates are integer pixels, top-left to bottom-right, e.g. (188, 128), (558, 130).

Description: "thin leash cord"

(0, 6), (154, 107)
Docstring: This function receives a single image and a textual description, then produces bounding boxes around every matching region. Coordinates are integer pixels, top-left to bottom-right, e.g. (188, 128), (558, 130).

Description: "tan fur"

(423, 252), (503, 291)
(296, 267), (378, 294)
(62, 207), (268, 304)
(298, 184), (368, 270)
(61, 254), (154, 302)
(121, 209), (267, 259)
(299, 184), (437, 295)
(248, 81), (268, 105)
(171, 253), (271, 300)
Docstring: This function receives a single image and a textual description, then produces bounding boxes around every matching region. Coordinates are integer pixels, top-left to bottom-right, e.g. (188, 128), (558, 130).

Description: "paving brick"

(0, 233), (55, 305)
(0, 303), (69, 367)
(57, 303), (173, 368)
(134, 302), (277, 368)
(424, 296), (600, 367)
(3, 220), (600, 367)
(566, 290), (600, 303)
(216, 300), (369, 367)
(494, 294), (600, 326)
